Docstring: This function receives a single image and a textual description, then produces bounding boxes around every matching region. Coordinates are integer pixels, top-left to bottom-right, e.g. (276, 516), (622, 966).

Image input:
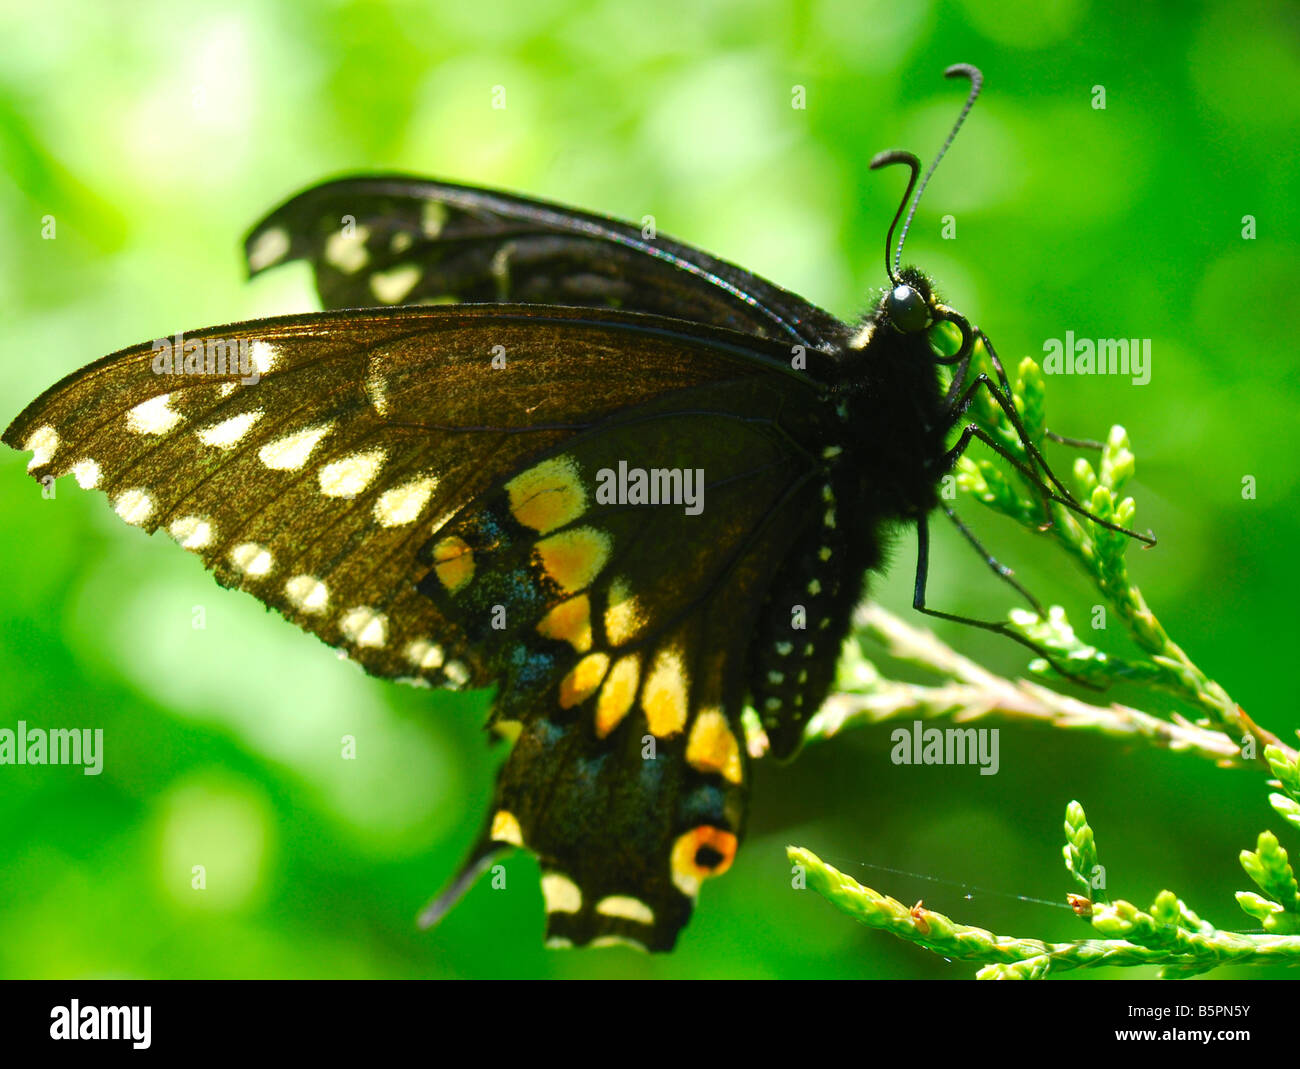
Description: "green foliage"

(792, 795), (1300, 978)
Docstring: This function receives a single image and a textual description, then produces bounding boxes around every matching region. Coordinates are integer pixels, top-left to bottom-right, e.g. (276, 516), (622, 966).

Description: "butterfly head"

(858, 64), (985, 369)
(873, 266), (975, 367)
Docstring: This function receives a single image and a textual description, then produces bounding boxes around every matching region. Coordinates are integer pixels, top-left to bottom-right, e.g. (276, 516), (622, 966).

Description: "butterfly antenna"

(868, 150), (920, 285)
(893, 63), (985, 275)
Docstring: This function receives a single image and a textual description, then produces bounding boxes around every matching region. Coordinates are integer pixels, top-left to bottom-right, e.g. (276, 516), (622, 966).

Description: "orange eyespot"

(669, 826), (738, 897)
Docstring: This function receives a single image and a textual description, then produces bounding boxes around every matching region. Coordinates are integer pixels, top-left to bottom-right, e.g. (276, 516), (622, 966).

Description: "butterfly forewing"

(244, 175), (850, 351)
(6, 304), (839, 947)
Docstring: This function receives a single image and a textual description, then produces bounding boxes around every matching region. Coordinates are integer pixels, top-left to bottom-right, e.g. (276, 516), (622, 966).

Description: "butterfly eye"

(887, 284), (929, 333)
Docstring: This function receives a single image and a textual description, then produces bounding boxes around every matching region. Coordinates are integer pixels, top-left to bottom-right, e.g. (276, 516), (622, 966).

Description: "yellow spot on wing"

(670, 826), (738, 898)
(643, 647), (688, 737)
(604, 576), (643, 645)
(595, 654), (640, 738)
(490, 810), (524, 847)
(432, 535), (475, 593)
(536, 526), (610, 594)
(595, 896), (655, 925)
(506, 456), (586, 534)
(686, 708), (743, 785)
(541, 873), (582, 914)
(535, 594), (592, 653)
(559, 652), (609, 709)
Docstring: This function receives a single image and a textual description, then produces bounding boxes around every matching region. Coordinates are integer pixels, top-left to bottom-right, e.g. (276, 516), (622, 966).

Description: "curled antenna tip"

(944, 63), (984, 84)
(886, 63), (985, 275)
(870, 148), (919, 172)
(870, 151), (920, 282)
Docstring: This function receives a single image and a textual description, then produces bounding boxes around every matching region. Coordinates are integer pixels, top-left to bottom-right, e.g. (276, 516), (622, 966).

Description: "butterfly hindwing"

(244, 175), (850, 351)
(415, 380), (817, 948)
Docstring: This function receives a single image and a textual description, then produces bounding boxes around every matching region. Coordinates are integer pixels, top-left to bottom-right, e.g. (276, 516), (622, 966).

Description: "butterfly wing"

(244, 175), (850, 351)
(5, 304), (829, 948)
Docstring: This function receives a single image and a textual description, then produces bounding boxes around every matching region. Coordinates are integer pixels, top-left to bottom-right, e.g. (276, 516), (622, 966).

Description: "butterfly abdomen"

(747, 454), (882, 759)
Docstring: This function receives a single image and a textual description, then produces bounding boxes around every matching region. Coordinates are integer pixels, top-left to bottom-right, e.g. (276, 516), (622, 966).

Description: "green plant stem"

(789, 846), (1300, 979)
(806, 603), (1245, 766)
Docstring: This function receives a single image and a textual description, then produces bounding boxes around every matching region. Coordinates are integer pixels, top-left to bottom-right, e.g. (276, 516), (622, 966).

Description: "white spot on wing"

(71, 458), (100, 489)
(370, 264), (421, 304)
(259, 423), (334, 471)
(365, 370), (388, 416)
(422, 200), (448, 237)
(285, 574), (329, 614)
(127, 394), (181, 435)
(248, 226), (291, 272)
(319, 449), (386, 498)
(169, 515), (213, 550)
(249, 341), (278, 375)
(113, 488), (154, 526)
(198, 410), (263, 449)
(443, 659), (470, 687)
(230, 542), (274, 576)
(374, 475), (438, 527)
(595, 896), (655, 925)
(24, 426), (59, 470)
(405, 638), (445, 670)
(340, 606), (388, 648)
(324, 224), (370, 273)
(541, 873), (582, 914)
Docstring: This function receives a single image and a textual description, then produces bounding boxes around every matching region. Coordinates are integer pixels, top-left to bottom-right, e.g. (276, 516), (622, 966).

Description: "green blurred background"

(1, 0), (1296, 979)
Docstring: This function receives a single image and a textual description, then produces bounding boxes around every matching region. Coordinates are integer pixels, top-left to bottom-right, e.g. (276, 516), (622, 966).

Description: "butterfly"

(4, 64), (1144, 952)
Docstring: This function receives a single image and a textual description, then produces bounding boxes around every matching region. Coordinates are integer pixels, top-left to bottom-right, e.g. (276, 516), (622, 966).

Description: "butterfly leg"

(1044, 430), (1104, 450)
(911, 515), (1101, 689)
(963, 329), (1154, 546)
(942, 418), (1154, 546)
(942, 504), (1045, 616)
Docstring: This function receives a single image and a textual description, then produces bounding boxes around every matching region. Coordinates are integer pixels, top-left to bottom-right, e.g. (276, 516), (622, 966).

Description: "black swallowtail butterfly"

(5, 64), (1144, 951)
